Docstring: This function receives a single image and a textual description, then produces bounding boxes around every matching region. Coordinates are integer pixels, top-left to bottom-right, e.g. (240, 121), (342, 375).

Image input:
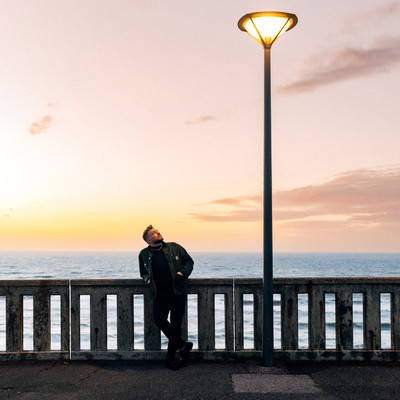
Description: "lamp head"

(238, 11), (298, 49)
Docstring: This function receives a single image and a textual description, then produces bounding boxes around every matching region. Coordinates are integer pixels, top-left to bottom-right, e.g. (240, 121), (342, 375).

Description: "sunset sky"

(1, 0), (400, 253)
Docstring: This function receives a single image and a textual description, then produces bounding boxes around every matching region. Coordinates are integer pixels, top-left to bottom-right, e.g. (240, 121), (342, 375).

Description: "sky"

(1, 0), (400, 253)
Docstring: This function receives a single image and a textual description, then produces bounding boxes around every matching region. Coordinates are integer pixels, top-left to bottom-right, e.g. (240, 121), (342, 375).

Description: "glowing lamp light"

(238, 11), (298, 48)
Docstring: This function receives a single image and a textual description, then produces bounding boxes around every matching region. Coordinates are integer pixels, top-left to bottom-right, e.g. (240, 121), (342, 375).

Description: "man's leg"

(168, 294), (187, 357)
(170, 294), (192, 365)
(153, 292), (185, 363)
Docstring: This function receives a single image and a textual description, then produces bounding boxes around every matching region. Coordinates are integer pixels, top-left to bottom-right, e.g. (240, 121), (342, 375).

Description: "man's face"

(146, 228), (164, 246)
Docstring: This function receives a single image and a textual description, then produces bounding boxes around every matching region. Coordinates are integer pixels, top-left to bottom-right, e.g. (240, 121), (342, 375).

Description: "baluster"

(254, 286), (263, 351)
(117, 291), (134, 351)
(336, 290), (353, 350)
(143, 292), (160, 350)
(60, 289), (70, 352)
(364, 289), (381, 351)
(392, 291), (400, 350)
(197, 288), (215, 351)
(90, 291), (107, 351)
(6, 293), (22, 352)
(281, 286), (298, 350)
(34, 291), (50, 352)
(234, 287), (244, 351)
(181, 306), (188, 342)
(308, 286), (325, 351)
(224, 290), (234, 351)
(70, 288), (81, 352)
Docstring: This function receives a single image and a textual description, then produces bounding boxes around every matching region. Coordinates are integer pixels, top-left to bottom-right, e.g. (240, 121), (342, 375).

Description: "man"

(139, 225), (194, 370)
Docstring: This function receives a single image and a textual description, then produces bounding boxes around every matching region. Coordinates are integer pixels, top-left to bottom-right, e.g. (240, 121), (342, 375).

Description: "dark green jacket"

(139, 242), (194, 296)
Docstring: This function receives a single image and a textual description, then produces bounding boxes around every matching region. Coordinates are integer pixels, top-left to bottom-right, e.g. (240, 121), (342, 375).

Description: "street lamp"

(238, 11), (298, 367)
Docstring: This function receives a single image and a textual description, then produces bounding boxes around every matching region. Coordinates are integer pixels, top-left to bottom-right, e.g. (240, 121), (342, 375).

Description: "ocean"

(2, 251), (400, 280)
(0, 252), (399, 352)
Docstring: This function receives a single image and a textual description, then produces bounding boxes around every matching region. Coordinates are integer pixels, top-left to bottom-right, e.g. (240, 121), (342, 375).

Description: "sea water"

(0, 252), (399, 351)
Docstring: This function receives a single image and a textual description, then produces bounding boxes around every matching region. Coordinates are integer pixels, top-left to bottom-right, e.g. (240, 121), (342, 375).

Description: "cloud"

(274, 166), (400, 228)
(372, 2), (400, 16)
(29, 115), (54, 135)
(2, 208), (14, 218)
(185, 115), (218, 125)
(280, 35), (400, 94)
(208, 194), (262, 207)
(344, 2), (400, 25)
(190, 209), (262, 222)
(190, 194), (262, 222)
(190, 166), (400, 230)
(281, 2), (400, 95)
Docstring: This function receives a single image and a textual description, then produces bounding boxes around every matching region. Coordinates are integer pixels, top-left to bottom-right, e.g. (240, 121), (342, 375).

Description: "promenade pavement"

(0, 359), (399, 400)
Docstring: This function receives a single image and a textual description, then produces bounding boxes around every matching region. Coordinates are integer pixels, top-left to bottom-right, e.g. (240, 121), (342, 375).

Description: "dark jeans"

(153, 288), (187, 359)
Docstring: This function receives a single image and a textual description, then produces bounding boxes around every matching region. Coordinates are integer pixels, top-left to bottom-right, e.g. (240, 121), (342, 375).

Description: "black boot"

(179, 342), (193, 366)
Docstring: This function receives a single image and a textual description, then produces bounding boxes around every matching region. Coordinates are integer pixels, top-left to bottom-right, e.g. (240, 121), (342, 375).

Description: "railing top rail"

(0, 279), (70, 287)
(70, 279), (141, 286)
(1, 277), (400, 287)
(273, 277), (400, 285)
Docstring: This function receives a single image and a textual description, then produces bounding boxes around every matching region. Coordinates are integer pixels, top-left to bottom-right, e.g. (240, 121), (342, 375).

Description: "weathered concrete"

(1, 278), (400, 362)
(232, 374), (321, 394)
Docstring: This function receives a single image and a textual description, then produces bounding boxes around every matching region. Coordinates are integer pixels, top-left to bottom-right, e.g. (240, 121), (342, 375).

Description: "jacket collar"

(147, 240), (167, 252)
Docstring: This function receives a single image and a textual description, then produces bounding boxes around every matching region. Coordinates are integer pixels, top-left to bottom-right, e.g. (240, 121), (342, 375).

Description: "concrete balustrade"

(0, 278), (399, 361)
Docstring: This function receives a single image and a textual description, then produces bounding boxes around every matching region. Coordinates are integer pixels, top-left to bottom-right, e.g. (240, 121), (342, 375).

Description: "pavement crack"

(78, 365), (103, 383)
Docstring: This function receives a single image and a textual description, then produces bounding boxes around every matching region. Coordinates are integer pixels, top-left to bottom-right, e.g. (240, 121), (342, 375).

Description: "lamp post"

(238, 11), (297, 367)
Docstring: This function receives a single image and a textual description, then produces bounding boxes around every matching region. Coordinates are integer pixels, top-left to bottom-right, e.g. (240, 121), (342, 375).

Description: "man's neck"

(149, 241), (164, 251)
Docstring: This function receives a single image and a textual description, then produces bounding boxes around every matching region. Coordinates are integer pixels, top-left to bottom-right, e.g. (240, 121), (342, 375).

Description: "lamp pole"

(263, 45), (274, 367)
(238, 11), (297, 367)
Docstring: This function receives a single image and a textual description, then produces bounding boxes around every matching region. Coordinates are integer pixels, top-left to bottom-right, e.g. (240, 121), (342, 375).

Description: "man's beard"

(153, 239), (164, 245)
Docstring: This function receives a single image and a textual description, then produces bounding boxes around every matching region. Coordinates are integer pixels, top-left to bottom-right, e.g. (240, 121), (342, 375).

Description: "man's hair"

(142, 225), (154, 242)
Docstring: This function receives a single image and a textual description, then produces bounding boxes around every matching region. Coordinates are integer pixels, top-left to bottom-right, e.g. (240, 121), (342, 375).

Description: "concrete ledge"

(275, 350), (400, 362)
(70, 350), (262, 361)
(0, 351), (70, 361)
(8, 349), (400, 362)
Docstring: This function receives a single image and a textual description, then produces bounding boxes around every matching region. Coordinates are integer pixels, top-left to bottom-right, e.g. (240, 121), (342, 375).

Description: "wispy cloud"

(274, 166), (400, 228)
(207, 194), (262, 207)
(190, 166), (400, 230)
(29, 115), (54, 135)
(2, 208), (14, 218)
(190, 194), (262, 222)
(280, 35), (400, 94)
(280, 2), (400, 94)
(185, 115), (218, 125)
(343, 2), (400, 26)
(190, 209), (261, 222)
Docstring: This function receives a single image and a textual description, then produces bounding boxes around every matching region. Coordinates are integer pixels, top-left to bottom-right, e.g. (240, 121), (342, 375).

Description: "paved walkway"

(0, 359), (399, 399)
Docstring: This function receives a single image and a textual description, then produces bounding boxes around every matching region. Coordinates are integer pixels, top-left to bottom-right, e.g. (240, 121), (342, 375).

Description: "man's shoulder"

(164, 242), (181, 249)
(139, 247), (149, 257)
(165, 242), (188, 253)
